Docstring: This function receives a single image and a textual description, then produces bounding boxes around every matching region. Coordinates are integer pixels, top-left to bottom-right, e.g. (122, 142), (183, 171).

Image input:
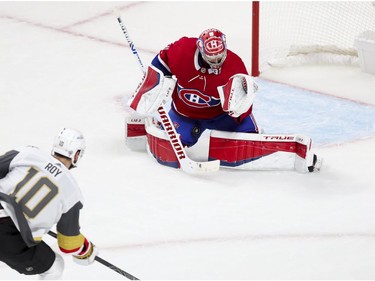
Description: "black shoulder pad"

(0, 150), (19, 179)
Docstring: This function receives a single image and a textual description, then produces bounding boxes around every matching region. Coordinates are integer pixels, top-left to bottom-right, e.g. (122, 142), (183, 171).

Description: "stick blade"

(181, 159), (220, 174)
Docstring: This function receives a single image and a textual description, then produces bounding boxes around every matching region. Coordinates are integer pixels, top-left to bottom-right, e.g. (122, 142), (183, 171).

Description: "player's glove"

(218, 74), (257, 118)
(72, 238), (98, 266)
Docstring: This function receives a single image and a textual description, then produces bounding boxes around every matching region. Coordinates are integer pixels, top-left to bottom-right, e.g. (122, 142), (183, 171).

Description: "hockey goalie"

(125, 28), (322, 173)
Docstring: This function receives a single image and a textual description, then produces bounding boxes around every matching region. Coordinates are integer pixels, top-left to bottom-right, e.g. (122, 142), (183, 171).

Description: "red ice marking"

(103, 232), (375, 250)
(0, 14), (125, 47)
(0, 3), (155, 54)
(61, 3), (143, 29)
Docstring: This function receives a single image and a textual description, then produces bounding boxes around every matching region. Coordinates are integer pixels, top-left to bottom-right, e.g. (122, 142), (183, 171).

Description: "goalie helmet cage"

(251, 1), (375, 76)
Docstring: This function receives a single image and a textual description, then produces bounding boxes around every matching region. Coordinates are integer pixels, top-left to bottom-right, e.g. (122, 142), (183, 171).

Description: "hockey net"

(252, 1), (375, 76)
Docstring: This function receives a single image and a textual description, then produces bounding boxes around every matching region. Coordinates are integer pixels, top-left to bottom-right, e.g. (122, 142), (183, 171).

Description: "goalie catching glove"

(128, 65), (176, 116)
(217, 74), (258, 118)
(72, 238), (98, 266)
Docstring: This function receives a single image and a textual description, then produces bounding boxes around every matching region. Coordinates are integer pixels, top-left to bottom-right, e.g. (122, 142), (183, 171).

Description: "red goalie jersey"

(151, 36), (250, 120)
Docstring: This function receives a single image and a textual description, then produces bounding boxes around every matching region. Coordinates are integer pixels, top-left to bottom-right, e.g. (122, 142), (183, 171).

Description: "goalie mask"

(197, 28), (227, 69)
(52, 127), (86, 167)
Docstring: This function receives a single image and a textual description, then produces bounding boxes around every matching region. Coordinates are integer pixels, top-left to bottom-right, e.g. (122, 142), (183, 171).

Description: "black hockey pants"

(0, 206), (55, 275)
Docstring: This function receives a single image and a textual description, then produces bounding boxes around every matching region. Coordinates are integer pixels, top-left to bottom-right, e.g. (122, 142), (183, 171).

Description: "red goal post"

(251, 1), (375, 77)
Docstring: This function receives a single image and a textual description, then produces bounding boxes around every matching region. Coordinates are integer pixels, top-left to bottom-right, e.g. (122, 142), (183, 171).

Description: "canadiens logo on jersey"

(178, 88), (220, 108)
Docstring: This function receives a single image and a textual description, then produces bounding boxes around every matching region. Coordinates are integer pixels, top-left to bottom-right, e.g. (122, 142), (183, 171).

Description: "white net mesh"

(258, 1), (375, 70)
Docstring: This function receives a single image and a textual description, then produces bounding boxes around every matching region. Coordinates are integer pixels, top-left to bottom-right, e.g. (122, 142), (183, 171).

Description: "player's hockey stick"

(47, 231), (139, 280)
(115, 11), (220, 174)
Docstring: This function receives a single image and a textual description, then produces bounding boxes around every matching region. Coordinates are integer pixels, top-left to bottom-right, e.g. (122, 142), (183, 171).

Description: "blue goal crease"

(253, 79), (375, 147)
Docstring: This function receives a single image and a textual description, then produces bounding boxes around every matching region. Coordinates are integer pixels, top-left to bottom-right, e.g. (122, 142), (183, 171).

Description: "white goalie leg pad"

(144, 117), (180, 168)
(293, 135), (323, 173)
(294, 135), (313, 173)
(217, 74), (257, 118)
(127, 65), (176, 115)
(124, 113), (148, 151)
(209, 130), (321, 173)
(39, 252), (64, 280)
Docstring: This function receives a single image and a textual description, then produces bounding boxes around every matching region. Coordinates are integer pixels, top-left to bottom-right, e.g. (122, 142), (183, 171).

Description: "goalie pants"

(168, 107), (259, 147)
(0, 216), (56, 275)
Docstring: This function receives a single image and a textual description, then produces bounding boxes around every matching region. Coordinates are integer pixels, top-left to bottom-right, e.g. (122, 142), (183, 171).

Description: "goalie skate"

(308, 154), (323, 172)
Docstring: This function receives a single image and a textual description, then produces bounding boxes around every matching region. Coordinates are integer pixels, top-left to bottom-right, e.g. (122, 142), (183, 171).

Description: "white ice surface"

(1, 1), (375, 280)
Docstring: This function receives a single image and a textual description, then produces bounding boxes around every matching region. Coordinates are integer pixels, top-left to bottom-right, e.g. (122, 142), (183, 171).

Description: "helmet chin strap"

(70, 160), (77, 169)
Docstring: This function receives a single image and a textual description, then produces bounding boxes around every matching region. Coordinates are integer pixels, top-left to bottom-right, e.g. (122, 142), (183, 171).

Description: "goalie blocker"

(126, 119), (322, 173)
(124, 65), (176, 151)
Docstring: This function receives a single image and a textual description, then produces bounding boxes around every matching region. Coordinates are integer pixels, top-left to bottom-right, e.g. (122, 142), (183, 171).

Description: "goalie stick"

(47, 231), (139, 280)
(115, 11), (220, 174)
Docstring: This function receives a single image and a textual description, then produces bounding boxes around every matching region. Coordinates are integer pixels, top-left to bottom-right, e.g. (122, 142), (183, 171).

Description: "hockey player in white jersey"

(0, 128), (98, 279)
